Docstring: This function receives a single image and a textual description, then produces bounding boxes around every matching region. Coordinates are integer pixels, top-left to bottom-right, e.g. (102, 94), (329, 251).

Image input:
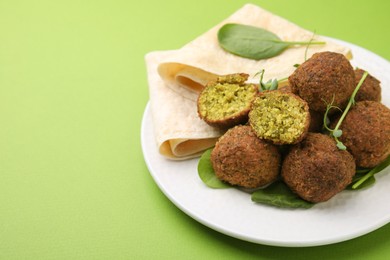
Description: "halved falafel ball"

(249, 90), (310, 145)
(197, 73), (258, 128)
(331, 101), (390, 168)
(281, 133), (355, 203)
(289, 51), (356, 113)
(274, 84), (322, 132)
(354, 68), (381, 102)
(211, 125), (281, 189)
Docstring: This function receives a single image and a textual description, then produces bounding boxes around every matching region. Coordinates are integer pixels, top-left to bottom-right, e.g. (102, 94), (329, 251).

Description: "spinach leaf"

(251, 181), (313, 208)
(198, 149), (231, 189)
(218, 23), (288, 60)
(347, 168), (375, 190)
(347, 173), (376, 190)
(218, 23), (325, 60)
(350, 155), (390, 190)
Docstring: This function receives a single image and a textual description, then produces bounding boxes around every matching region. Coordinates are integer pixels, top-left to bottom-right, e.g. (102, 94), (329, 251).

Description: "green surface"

(1, 0), (389, 259)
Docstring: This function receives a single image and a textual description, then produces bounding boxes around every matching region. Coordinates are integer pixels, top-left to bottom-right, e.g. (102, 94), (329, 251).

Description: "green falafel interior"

(197, 73), (258, 127)
(249, 91), (309, 144)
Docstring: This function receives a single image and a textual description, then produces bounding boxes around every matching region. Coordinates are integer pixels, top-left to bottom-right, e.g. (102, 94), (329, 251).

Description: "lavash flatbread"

(145, 3), (352, 160)
(146, 51), (224, 160)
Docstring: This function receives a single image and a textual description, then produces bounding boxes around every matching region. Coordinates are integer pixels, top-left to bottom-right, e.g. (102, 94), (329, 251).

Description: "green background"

(1, 0), (389, 259)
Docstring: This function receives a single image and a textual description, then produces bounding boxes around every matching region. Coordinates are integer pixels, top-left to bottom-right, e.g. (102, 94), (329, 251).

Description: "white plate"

(141, 39), (390, 247)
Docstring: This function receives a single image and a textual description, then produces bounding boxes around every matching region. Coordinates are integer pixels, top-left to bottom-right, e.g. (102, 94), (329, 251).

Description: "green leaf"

(218, 23), (325, 60)
(197, 149), (231, 189)
(347, 172), (376, 190)
(218, 23), (289, 60)
(370, 154), (390, 174)
(269, 79), (278, 90)
(356, 175), (376, 189)
(332, 129), (342, 138)
(355, 167), (371, 174)
(251, 181), (313, 208)
(336, 141), (346, 150)
(351, 155), (390, 189)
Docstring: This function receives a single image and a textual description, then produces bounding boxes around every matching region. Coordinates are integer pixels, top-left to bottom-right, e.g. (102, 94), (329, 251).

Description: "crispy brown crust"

(281, 133), (356, 203)
(354, 68), (381, 102)
(289, 51), (356, 113)
(308, 109), (324, 133)
(211, 125), (281, 188)
(332, 101), (390, 168)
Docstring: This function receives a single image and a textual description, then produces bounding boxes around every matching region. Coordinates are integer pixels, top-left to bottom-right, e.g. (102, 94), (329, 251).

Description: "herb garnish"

(254, 69), (287, 92)
(323, 71), (369, 150)
(304, 30), (317, 61)
(218, 23), (325, 60)
(349, 155), (390, 190)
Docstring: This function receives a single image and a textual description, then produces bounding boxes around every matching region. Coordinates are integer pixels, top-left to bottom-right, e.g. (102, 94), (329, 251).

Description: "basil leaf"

(198, 149), (231, 189)
(218, 23), (289, 60)
(251, 181), (313, 208)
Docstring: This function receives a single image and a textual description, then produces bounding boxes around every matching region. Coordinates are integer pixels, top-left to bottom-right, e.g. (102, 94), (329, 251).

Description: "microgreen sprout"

(289, 32), (319, 69)
(254, 69), (287, 92)
(304, 30), (317, 61)
(323, 96), (345, 149)
(323, 70), (369, 150)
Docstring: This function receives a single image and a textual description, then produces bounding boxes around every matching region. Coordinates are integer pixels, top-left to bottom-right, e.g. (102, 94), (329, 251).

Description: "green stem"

(277, 77), (288, 83)
(274, 40), (326, 45)
(352, 148), (390, 189)
(352, 171), (374, 189)
(333, 71), (368, 132)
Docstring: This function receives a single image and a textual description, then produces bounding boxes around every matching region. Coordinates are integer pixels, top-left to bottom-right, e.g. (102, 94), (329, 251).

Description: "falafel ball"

(354, 68), (381, 102)
(289, 51), (356, 113)
(211, 125), (281, 189)
(249, 90), (310, 144)
(308, 109), (324, 132)
(331, 101), (390, 168)
(281, 133), (355, 203)
(197, 73), (258, 128)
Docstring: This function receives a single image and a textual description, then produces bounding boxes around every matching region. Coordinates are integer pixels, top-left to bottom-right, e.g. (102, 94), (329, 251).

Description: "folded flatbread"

(145, 3), (352, 160)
